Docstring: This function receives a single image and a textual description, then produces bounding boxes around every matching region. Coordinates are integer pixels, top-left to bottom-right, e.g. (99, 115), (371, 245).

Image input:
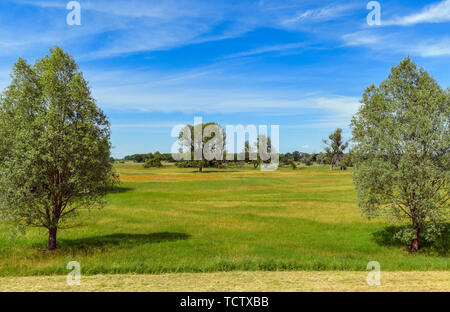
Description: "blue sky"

(0, 0), (449, 158)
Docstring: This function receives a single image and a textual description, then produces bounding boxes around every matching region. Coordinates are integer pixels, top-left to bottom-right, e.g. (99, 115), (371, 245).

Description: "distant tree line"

(120, 148), (353, 170)
(120, 126), (355, 171)
(123, 152), (176, 164)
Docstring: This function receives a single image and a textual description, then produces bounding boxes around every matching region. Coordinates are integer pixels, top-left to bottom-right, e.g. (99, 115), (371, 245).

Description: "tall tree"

(178, 122), (224, 172)
(0, 47), (117, 250)
(246, 134), (273, 169)
(351, 57), (449, 252)
(323, 128), (348, 170)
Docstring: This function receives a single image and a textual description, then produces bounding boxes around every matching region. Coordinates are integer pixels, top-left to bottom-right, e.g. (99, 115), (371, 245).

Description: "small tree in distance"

(178, 122), (224, 172)
(351, 57), (449, 253)
(248, 134), (273, 169)
(0, 47), (117, 250)
(323, 128), (348, 170)
(144, 152), (163, 168)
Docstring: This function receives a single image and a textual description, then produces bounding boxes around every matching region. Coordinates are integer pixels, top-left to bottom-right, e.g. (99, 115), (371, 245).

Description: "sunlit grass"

(0, 163), (448, 276)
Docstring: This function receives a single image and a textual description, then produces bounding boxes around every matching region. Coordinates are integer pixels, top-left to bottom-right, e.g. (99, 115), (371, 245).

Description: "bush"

(280, 158), (296, 169)
(143, 157), (162, 168)
(373, 223), (449, 256)
(340, 153), (353, 169)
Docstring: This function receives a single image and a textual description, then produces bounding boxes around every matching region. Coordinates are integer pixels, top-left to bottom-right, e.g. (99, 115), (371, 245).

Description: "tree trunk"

(410, 227), (420, 253)
(48, 228), (57, 250)
(199, 166), (203, 172)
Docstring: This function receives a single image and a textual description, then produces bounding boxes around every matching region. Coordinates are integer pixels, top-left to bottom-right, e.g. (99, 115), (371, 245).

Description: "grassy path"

(1, 271), (449, 292)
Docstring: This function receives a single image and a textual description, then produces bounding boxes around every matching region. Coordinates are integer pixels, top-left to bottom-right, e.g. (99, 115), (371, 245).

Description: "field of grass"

(2, 271), (449, 292)
(0, 163), (448, 277)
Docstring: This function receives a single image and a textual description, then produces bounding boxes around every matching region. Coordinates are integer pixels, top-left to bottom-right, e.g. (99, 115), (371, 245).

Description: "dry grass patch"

(1, 271), (448, 292)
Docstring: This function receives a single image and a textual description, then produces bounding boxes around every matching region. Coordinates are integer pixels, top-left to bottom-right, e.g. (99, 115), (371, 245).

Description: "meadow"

(0, 163), (448, 277)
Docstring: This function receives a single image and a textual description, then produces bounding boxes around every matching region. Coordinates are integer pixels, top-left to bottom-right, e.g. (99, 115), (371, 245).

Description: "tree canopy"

(0, 47), (117, 250)
(351, 57), (449, 252)
(177, 122), (225, 172)
(323, 128), (348, 170)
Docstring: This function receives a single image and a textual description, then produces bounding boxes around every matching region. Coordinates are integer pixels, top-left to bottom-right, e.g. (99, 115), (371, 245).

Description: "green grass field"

(0, 163), (448, 277)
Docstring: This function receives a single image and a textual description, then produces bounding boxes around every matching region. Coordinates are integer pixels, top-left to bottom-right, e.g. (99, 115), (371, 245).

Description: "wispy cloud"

(384, 0), (450, 26)
(3, 0), (362, 60)
(281, 3), (355, 25)
(341, 31), (450, 58)
(4, 0), (245, 59)
(338, 1), (450, 59)
(341, 31), (387, 46)
(412, 37), (450, 57)
(224, 42), (307, 59)
(96, 84), (360, 124)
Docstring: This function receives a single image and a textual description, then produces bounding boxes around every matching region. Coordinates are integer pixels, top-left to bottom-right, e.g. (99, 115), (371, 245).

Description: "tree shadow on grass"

(372, 226), (405, 247)
(36, 232), (191, 256)
(189, 170), (239, 173)
(62, 232), (190, 248)
(107, 186), (134, 194)
(373, 224), (449, 256)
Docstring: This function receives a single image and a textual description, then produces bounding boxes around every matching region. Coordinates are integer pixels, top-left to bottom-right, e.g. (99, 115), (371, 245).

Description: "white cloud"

(384, 0), (450, 26)
(80, 61), (362, 129)
(341, 31), (386, 46)
(224, 42), (306, 59)
(339, 2), (450, 59)
(341, 31), (450, 58)
(282, 4), (355, 25)
(412, 37), (450, 57)
(94, 84), (361, 127)
(3, 0), (361, 59)
(3, 0), (243, 59)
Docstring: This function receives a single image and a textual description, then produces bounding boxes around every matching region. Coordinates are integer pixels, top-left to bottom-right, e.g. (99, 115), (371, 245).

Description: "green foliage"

(292, 151), (302, 162)
(351, 57), (450, 252)
(340, 153), (353, 169)
(143, 152), (163, 168)
(175, 160), (191, 168)
(225, 160), (246, 168)
(178, 122), (225, 172)
(0, 47), (117, 249)
(124, 154), (148, 163)
(301, 153), (316, 166)
(323, 128), (348, 170)
(280, 155), (297, 169)
(373, 223), (449, 256)
(244, 135), (275, 169)
(143, 157), (163, 168)
(316, 152), (330, 165)
(124, 152), (175, 163)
